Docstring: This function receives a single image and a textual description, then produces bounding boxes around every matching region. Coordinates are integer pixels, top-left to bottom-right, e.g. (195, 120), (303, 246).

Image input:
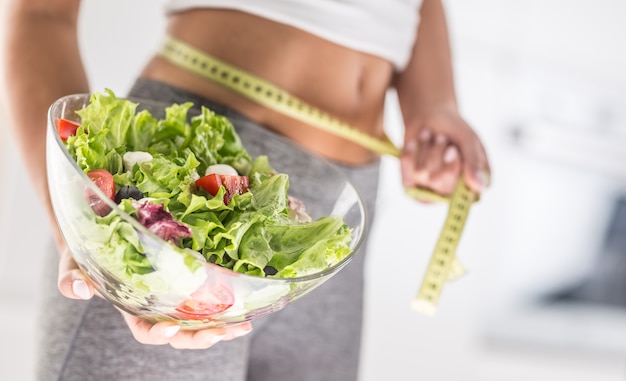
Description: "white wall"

(360, 2), (626, 380)
(0, 2), (167, 377)
(0, 1), (51, 376)
(1, 1), (626, 380)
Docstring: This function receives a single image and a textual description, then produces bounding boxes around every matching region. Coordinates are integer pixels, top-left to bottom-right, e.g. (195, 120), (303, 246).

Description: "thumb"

(57, 247), (94, 300)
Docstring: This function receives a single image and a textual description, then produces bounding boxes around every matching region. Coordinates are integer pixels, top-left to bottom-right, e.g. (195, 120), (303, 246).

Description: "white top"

(164, 0), (423, 71)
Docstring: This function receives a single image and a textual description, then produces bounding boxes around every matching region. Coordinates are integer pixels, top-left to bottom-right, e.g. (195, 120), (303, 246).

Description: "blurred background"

(1, 0), (625, 380)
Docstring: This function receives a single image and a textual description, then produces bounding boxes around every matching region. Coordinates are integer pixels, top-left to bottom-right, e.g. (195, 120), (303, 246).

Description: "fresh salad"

(57, 90), (353, 297)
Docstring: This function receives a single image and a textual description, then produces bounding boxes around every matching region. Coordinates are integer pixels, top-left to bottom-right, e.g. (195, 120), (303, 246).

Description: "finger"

(428, 145), (462, 196)
(412, 131), (443, 189)
(402, 125), (430, 152)
(119, 309), (181, 345)
(168, 323), (253, 349)
(57, 248), (94, 300)
(400, 152), (417, 188)
(400, 128), (430, 188)
(168, 328), (227, 350)
(220, 322), (253, 341)
(120, 304), (254, 349)
(420, 133), (449, 175)
(404, 129), (435, 188)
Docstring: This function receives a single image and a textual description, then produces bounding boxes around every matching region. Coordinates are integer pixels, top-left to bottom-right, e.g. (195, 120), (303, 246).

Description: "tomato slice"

(86, 169), (116, 216)
(195, 174), (249, 204)
(54, 118), (81, 141)
(175, 282), (235, 320)
(195, 173), (223, 196)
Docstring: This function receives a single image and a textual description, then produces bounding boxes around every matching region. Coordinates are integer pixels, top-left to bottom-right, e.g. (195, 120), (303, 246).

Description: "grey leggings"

(36, 79), (380, 381)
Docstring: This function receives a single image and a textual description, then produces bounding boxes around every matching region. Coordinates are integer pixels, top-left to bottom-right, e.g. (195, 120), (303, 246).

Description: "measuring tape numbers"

(158, 35), (478, 315)
(159, 37), (401, 157)
(411, 180), (476, 315)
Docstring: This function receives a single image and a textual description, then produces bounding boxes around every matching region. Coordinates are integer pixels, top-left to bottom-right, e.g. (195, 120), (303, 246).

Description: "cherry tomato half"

(175, 282), (235, 320)
(54, 118), (81, 141)
(195, 173), (222, 196)
(195, 174), (249, 204)
(85, 169), (116, 216)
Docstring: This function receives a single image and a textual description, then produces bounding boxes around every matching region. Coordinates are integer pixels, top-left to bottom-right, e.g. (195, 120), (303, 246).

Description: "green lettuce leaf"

(65, 90), (354, 286)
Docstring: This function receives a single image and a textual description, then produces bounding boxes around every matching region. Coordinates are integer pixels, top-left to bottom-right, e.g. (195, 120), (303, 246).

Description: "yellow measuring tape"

(158, 36), (478, 315)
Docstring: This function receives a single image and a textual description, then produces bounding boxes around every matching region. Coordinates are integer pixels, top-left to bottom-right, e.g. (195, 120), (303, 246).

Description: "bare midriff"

(140, 9), (396, 165)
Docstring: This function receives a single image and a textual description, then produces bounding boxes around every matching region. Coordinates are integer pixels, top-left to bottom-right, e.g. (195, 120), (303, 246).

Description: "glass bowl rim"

(47, 92), (369, 284)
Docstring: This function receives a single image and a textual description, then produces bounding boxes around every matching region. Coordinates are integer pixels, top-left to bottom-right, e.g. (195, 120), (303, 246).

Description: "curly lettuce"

(65, 89), (353, 282)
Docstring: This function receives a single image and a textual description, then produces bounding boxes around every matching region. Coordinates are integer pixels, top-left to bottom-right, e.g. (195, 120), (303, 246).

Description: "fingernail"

(163, 325), (181, 338)
(72, 280), (91, 300)
(443, 146), (458, 164)
(419, 129), (431, 142)
(210, 334), (227, 343)
(199, 333), (226, 346)
(237, 326), (253, 336)
(476, 170), (491, 189)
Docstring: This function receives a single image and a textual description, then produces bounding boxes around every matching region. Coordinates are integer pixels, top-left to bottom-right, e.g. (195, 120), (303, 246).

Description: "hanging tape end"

(411, 298), (437, 316)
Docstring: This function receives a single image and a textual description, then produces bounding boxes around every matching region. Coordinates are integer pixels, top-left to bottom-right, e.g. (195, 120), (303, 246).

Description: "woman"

(2, 0), (490, 380)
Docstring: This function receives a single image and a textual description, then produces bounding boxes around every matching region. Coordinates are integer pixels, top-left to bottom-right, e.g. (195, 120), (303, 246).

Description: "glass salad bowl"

(46, 92), (367, 329)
